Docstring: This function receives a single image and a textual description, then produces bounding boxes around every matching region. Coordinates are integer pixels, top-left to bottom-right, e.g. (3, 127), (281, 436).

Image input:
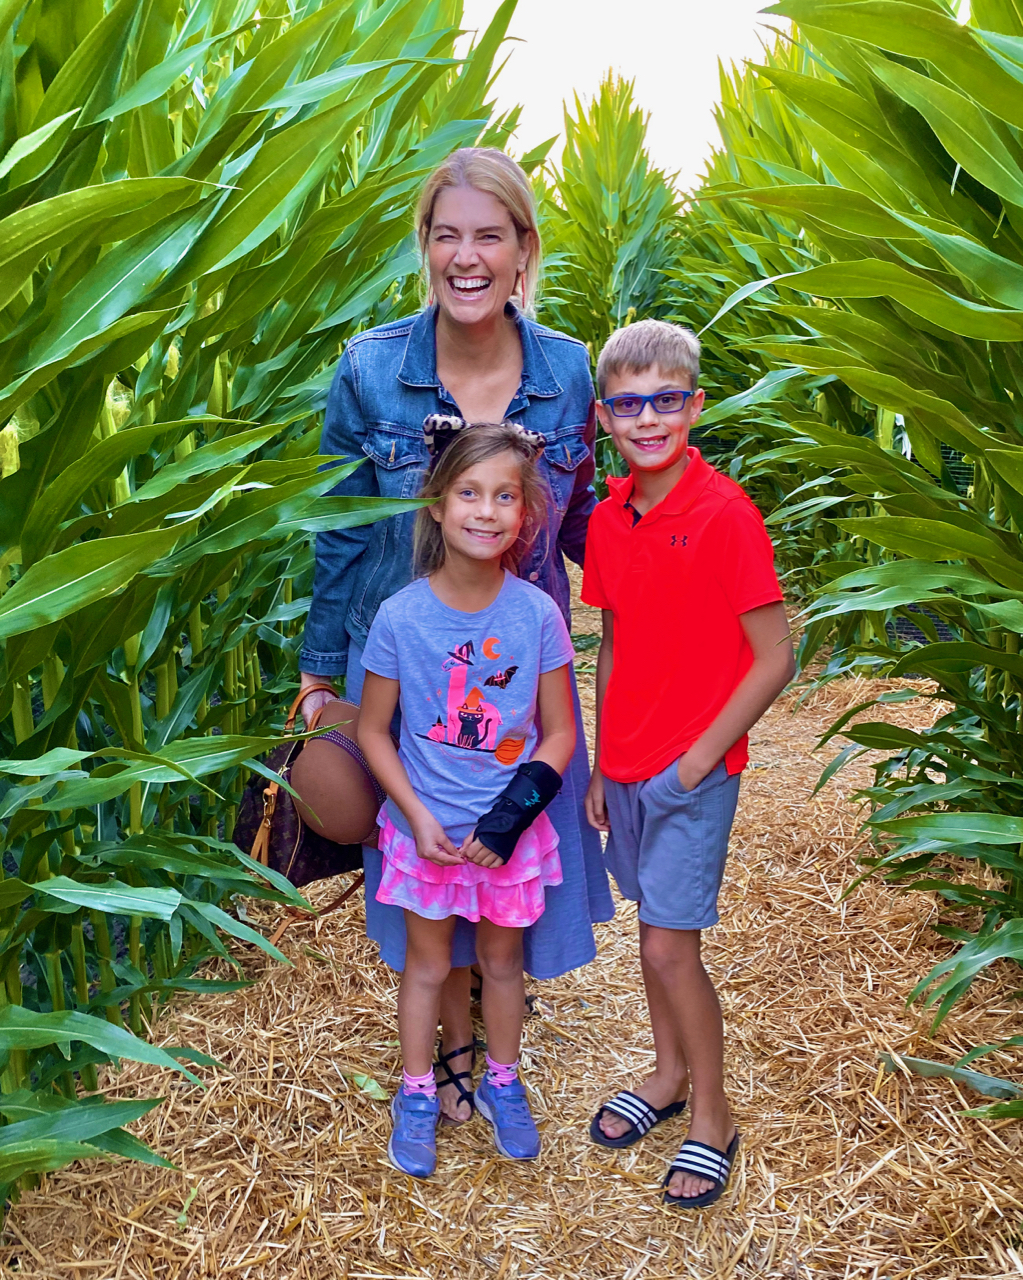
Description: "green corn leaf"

(0, 1008), (203, 1083)
(185, 900), (290, 965)
(0, 1140), (109, 1185)
(0, 108), (78, 183)
(880, 1052), (1023, 1099)
(877, 813), (1023, 844)
(89, 1127), (175, 1168)
(124, 423), (290, 503)
(19, 420), (189, 567)
(0, 177), (206, 311)
(0, 521), (192, 642)
(35, 876), (182, 921)
(835, 517), (1023, 588)
(0, 1095), (163, 1147)
(870, 55), (1023, 207)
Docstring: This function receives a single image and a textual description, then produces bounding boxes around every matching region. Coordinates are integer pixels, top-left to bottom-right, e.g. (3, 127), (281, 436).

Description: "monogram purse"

(234, 683), (384, 889)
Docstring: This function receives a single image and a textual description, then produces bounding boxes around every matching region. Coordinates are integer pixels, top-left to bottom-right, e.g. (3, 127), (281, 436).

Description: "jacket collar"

(607, 448), (713, 520)
(397, 304), (563, 401)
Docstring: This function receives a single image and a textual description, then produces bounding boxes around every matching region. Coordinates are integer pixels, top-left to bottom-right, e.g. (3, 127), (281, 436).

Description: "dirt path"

(4, 581), (1023, 1278)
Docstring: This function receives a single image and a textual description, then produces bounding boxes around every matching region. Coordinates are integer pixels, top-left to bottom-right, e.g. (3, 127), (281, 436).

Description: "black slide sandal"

(590, 1090), (687, 1149)
(435, 1042), (476, 1124)
(662, 1132), (740, 1209)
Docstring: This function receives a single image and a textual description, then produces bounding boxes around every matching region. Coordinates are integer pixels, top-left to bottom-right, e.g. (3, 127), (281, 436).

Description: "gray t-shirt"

(361, 571), (575, 841)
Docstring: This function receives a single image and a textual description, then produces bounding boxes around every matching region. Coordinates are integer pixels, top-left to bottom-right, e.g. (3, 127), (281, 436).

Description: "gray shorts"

(603, 760), (741, 930)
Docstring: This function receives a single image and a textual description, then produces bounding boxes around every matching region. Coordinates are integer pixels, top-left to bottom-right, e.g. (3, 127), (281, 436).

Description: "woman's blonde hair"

(415, 148), (542, 313)
(413, 423), (549, 576)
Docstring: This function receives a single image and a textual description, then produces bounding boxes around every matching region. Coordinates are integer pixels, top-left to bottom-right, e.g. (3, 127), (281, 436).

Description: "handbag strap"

(285, 681), (340, 732)
(251, 683), (340, 867)
(268, 872), (365, 948)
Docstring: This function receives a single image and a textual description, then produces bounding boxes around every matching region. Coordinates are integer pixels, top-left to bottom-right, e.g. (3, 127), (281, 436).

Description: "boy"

(583, 319), (795, 1209)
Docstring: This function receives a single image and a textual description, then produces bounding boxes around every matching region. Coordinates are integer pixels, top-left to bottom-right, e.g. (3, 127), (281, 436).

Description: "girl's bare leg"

(399, 912), (456, 1079)
(474, 921), (524, 1065)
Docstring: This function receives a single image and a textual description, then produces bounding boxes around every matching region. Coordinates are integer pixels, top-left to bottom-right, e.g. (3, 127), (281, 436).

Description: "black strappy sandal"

(662, 1131), (740, 1209)
(434, 1042), (476, 1124)
(590, 1090), (687, 1149)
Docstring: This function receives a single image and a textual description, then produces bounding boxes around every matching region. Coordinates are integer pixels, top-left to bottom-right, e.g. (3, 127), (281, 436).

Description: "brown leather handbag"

(234, 683), (383, 889)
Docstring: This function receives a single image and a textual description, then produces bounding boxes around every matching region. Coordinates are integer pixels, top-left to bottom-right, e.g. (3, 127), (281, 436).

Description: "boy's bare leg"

(638, 924), (735, 1199)
(436, 966), (474, 1122)
(598, 931), (690, 1138)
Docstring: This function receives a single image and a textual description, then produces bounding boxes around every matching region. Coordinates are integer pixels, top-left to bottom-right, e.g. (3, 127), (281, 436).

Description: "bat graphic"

(484, 665), (518, 689)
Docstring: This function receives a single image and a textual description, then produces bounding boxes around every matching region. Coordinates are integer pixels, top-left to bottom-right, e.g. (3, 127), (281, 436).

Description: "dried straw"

(3, 574), (1023, 1279)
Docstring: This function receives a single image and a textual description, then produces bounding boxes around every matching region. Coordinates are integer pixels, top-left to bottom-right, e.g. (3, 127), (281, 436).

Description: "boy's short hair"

(596, 319), (701, 398)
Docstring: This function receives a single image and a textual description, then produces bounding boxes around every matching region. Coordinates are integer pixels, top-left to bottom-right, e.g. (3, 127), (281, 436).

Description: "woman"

(298, 147), (613, 1123)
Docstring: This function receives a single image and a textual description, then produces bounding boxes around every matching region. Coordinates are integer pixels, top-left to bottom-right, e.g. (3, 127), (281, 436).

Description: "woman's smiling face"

(426, 185), (530, 327)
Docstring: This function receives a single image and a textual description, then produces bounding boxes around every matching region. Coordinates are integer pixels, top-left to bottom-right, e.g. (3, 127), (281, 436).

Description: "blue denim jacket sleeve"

(557, 397), (597, 567)
(298, 349), (372, 676)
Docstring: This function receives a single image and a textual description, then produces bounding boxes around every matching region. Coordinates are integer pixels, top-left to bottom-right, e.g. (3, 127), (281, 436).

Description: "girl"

(358, 421), (577, 1178)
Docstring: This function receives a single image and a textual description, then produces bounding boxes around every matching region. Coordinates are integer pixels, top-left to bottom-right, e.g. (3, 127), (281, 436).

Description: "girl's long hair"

(413, 423), (549, 577)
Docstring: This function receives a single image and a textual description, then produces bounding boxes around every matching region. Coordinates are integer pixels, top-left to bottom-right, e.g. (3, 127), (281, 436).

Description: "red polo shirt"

(581, 449), (783, 783)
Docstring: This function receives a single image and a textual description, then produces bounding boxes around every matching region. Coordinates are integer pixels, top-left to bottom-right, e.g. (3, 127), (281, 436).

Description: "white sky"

(459, 0), (777, 190)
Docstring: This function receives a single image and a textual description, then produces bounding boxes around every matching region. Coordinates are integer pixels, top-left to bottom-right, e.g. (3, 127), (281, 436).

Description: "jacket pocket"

(363, 425), (427, 498)
(543, 430), (591, 510)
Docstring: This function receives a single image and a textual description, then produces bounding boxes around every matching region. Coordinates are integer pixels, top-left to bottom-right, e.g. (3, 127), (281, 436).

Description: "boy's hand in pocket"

(676, 752), (712, 793)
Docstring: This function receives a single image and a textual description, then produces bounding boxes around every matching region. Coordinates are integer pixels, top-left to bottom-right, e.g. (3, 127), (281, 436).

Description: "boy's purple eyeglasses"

(600, 390), (694, 417)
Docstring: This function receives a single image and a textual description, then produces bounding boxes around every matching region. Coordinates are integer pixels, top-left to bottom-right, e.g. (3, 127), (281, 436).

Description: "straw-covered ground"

(4, 582), (1023, 1278)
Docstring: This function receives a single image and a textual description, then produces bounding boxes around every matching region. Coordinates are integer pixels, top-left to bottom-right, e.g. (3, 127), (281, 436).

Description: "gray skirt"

(347, 640), (614, 979)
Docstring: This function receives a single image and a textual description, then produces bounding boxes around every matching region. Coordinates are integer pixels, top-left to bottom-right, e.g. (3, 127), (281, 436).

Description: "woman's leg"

(435, 965), (475, 1122)
(399, 912), (456, 1078)
(474, 921), (525, 1066)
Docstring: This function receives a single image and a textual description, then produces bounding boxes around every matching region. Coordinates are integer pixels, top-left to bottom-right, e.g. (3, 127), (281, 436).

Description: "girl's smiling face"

(431, 450), (526, 564)
(426, 185), (531, 327)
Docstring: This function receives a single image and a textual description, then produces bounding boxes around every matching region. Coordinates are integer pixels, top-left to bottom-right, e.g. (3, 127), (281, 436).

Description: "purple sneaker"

(475, 1076), (540, 1160)
(388, 1090), (439, 1178)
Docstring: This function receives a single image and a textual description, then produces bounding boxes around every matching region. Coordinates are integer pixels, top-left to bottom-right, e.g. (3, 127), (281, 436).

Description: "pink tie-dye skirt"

(375, 810), (562, 927)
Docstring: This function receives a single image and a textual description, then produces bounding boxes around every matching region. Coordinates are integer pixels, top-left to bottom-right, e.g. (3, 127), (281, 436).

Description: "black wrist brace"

(473, 760), (563, 864)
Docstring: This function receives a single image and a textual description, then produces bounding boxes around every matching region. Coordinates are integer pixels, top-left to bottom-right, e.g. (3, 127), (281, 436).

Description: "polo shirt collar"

(397, 304), (562, 401)
(607, 448), (713, 521)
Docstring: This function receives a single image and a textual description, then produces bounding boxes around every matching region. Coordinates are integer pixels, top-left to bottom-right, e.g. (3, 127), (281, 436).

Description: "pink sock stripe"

(485, 1053), (519, 1087)
(402, 1067), (437, 1097)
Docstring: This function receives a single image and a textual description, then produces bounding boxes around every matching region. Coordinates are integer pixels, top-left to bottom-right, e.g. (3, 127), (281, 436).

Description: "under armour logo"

(670, 534), (688, 547)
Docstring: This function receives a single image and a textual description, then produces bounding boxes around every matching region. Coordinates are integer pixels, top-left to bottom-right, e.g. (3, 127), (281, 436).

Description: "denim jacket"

(299, 305), (597, 676)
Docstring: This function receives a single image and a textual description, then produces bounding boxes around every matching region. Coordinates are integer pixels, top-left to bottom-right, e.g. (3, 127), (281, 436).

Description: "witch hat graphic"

(443, 639), (475, 669)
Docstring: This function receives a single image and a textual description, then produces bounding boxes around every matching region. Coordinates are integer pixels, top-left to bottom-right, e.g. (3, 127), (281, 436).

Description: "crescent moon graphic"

(483, 636), (501, 660)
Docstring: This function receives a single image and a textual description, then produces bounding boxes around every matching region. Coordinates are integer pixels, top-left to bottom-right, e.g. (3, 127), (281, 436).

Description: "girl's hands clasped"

(459, 834), (503, 869)
(411, 813), (464, 866)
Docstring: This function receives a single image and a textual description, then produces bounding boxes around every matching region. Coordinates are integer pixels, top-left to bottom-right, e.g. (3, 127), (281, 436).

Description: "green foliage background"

(0, 0), (523, 1195)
